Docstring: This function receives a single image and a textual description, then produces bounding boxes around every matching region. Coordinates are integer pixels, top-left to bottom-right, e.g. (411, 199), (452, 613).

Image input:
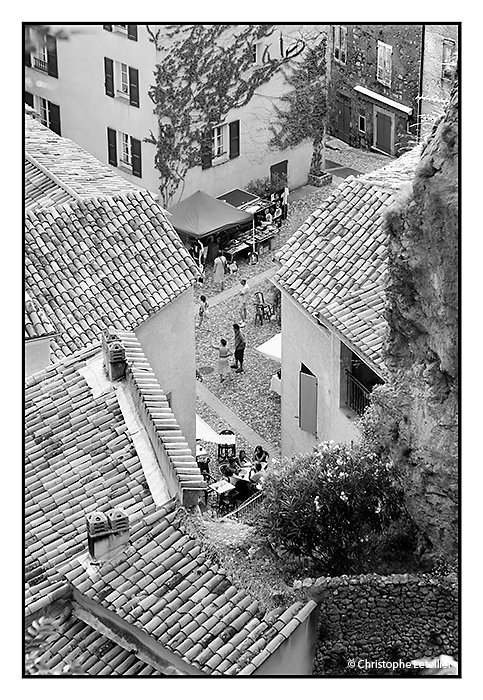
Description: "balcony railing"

(345, 370), (371, 416)
(34, 57), (48, 72)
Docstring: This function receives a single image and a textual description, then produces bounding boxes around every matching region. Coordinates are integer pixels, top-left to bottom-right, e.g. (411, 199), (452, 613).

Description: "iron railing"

(222, 492), (264, 521)
(345, 370), (371, 416)
(34, 57), (48, 72)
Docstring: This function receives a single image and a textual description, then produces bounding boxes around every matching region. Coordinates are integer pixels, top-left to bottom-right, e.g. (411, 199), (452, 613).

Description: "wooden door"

(336, 96), (351, 143)
(375, 110), (392, 154)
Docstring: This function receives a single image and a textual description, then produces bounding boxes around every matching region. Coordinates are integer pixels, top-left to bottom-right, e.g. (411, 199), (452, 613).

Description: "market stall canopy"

(196, 415), (236, 444)
(168, 190), (253, 239)
(255, 333), (282, 362)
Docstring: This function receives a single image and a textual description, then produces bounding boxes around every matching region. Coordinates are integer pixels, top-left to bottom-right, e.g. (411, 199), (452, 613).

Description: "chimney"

(102, 329), (127, 381)
(86, 509), (130, 560)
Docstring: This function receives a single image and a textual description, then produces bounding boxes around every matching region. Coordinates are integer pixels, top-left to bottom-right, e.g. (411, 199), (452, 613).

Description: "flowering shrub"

(257, 442), (406, 573)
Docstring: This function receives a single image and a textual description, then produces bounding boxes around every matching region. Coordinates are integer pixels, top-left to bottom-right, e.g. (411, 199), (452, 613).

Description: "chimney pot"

(87, 509), (130, 560)
(102, 328), (127, 381)
(106, 508), (129, 533)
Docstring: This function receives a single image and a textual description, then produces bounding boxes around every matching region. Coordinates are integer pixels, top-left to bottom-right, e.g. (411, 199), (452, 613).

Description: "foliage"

(244, 173), (287, 199)
(256, 442), (407, 574)
(269, 36), (328, 173)
(146, 24), (306, 205)
(25, 616), (84, 676)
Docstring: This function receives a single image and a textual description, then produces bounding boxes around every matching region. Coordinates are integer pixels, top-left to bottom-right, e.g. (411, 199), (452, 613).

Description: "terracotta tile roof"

(60, 499), (317, 675)
(275, 148), (421, 372)
(25, 114), (142, 208)
(25, 346), (157, 616)
(25, 293), (56, 340)
(25, 190), (199, 361)
(31, 611), (163, 675)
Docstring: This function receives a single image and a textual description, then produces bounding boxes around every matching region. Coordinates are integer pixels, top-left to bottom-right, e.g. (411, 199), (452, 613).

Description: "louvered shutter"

(107, 127), (117, 166)
(299, 369), (317, 435)
(229, 120), (240, 159)
(48, 102), (61, 135)
(131, 137), (142, 177)
(46, 34), (58, 78)
(128, 25), (138, 41)
(103, 24), (113, 32)
(24, 91), (34, 107)
(201, 125), (213, 169)
(104, 57), (114, 97)
(129, 67), (140, 107)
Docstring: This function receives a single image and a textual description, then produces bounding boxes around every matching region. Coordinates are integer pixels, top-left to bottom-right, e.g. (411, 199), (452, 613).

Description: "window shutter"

(46, 34), (58, 78)
(201, 125), (213, 170)
(299, 369), (317, 435)
(103, 24), (113, 32)
(127, 25), (138, 41)
(341, 27), (347, 63)
(104, 57), (114, 97)
(129, 67), (140, 107)
(229, 120), (240, 159)
(131, 137), (142, 177)
(24, 91), (34, 107)
(107, 127), (117, 166)
(48, 102), (61, 135)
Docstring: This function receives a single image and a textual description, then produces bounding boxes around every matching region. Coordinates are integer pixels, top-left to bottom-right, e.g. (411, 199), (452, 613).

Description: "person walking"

(231, 323), (246, 373)
(238, 279), (250, 323)
(213, 251), (227, 292)
(212, 338), (232, 383)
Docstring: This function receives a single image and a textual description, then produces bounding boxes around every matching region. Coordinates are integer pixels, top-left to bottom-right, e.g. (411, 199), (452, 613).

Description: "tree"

(256, 442), (406, 574)
(146, 24), (307, 206)
(269, 35), (328, 174)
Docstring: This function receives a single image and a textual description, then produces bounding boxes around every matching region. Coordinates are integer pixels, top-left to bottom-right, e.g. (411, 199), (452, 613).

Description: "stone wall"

(327, 24), (423, 154)
(301, 572), (458, 676)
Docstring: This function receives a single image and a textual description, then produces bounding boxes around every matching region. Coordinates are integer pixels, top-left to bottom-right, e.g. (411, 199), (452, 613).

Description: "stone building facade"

(327, 24), (423, 156)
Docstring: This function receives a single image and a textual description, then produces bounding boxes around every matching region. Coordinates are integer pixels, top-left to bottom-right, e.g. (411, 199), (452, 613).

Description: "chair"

(254, 292), (274, 322)
(218, 430), (236, 461)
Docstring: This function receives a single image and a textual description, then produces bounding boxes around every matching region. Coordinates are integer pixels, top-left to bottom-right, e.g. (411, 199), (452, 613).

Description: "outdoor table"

(208, 479), (236, 513)
(238, 467), (251, 480)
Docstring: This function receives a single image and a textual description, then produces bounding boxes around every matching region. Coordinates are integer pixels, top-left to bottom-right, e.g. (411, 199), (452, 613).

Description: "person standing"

(197, 294), (209, 329)
(212, 338), (232, 383)
(281, 185), (289, 219)
(274, 204), (282, 229)
(232, 323), (246, 373)
(213, 251), (226, 292)
(238, 279), (250, 323)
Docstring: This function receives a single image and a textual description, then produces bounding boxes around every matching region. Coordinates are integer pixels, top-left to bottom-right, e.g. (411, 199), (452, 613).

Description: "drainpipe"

(417, 24), (425, 141)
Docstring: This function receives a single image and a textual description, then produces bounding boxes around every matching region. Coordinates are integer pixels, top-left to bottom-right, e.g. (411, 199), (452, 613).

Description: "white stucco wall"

(134, 288), (196, 453)
(25, 23), (160, 193)
(281, 293), (360, 459)
(25, 338), (52, 378)
(25, 24), (326, 203)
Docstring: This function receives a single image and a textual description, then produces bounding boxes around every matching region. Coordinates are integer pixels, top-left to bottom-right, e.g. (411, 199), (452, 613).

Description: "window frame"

(441, 38), (457, 81)
(376, 40), (393, 88)
(119, 62), (129, 95)
(358, 115), (366, 133)
(212, 124), (225, 160)
(333, 25), (347, 65)
(120, 132), (132, 167)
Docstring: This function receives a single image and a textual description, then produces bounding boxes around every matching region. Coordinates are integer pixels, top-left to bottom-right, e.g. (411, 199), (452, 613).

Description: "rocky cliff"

(381, 80), (459, 560)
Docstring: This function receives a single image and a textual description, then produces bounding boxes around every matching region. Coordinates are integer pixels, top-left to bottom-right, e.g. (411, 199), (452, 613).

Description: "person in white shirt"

(238, 279), (250, 323)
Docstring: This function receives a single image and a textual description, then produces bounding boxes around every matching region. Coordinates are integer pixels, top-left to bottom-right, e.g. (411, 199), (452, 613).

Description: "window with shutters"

(103, 24), (138, 41)
(442, 39), (457, 81)
(333, 26), (347, 64)
(376, 41), (392, 88)
(25, 26), (58, 77)
(33, 96), (61, 135)
(107, 128), (142, 178)
(104, 58), (140, 107)
(299, 364), (317, 436)
(202, 120), (240, 168)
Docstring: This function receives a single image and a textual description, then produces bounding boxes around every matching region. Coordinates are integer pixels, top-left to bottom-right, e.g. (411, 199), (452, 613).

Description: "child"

(197, 295), (209, 328)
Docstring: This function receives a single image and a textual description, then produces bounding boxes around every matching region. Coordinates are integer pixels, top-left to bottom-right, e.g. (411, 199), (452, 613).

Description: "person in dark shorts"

(232, 323), (246, 373)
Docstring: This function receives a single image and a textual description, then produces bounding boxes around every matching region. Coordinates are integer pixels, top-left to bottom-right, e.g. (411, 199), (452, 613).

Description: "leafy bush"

(256, 442), (407, 574)
(244, 173), (287, 199)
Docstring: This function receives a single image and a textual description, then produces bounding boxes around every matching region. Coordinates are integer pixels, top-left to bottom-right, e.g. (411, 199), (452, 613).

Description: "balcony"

(33, 57), (48, 72)
(345, 370), (370, 416)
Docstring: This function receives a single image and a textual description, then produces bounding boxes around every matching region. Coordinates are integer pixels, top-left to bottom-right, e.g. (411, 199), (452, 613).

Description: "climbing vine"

(146, 24), (306, 205)
(269, 34), (328, 174)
